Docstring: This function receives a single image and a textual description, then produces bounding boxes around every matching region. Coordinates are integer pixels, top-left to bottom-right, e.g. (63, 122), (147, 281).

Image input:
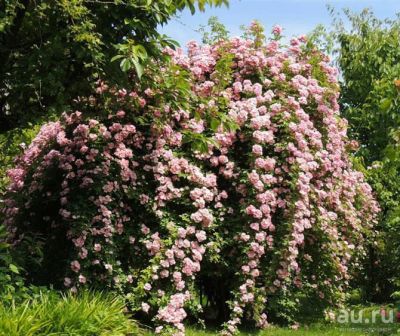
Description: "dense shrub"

(0, 290), (139, 336)
(0, 223), (27, 304)
(337, 12), (400, 303)
(1, 23), (378, 335)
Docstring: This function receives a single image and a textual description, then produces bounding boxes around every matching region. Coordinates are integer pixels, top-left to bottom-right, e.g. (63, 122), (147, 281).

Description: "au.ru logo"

(335, 307), (400, 324)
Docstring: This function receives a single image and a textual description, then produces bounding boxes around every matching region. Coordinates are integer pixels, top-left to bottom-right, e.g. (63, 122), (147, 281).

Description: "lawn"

(178, 305), (400, 336)
(141, 305), (400, 336)
(185, 326), (368, 336)
(142, 323), (400, 336)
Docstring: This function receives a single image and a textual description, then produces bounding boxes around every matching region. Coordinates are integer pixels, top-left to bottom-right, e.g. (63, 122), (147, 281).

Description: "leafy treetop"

(0, 0), (228, 132)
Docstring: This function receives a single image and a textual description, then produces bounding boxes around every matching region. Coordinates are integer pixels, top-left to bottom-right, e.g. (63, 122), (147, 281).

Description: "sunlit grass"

(0, 290), (139, 336)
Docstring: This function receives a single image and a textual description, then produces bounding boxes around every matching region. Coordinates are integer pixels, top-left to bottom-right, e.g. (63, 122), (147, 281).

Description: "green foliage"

(336, 10), (400, 303)
(197, 16), (230, 44)
(0, 224), (26, 304)
(112, 42), (149, 78)
(240, 20), (266, 48)
(0, 290), (140, 336)
(0, 0), (228, 132)
(337, 10), (400, 163)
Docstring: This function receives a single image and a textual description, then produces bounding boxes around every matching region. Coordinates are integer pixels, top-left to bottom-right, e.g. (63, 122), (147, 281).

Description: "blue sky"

(160, 0), (400, 46)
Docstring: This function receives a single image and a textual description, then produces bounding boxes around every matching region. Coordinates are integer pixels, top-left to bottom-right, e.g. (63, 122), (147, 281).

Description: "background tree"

(0, 0), (228, 132)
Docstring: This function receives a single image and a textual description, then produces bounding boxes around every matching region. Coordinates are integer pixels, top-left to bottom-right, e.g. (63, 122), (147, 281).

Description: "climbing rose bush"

(2, 23), (378, 335)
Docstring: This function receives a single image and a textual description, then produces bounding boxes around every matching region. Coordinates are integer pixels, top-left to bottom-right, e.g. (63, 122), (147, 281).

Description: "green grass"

(179, 304), (400, 336)
(142, 325), (396, 336)
(0, 290), (140, 336)
(186, 327), (362, 335)
(181, 324), (399, 336)
(141, 323), (400, 336)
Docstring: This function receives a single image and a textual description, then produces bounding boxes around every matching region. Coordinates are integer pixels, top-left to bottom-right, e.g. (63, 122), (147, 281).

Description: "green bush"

(0, 290), (140, 336)
(0, 224), (27, 304)
(335, 10), (400, 303)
